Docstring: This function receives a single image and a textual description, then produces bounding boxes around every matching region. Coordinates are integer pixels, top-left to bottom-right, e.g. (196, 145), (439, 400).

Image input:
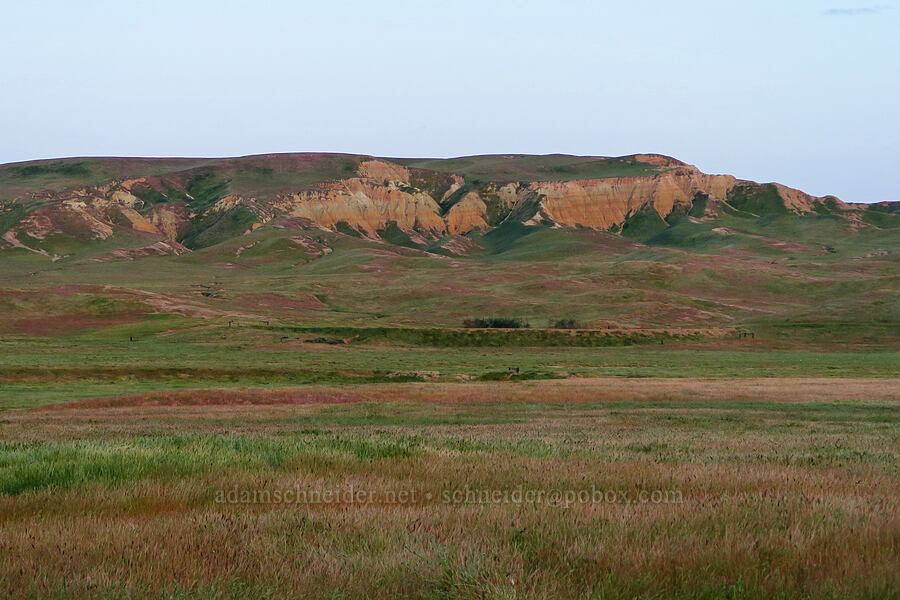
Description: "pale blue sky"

(2, 0), (897, 202)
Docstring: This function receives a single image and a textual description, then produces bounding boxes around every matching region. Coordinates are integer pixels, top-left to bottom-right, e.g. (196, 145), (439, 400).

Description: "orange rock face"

(278, 182), (495, 238)
(531, 169), (736, 229)
(115, 206), (161, 235)
(219, 164), (839, 239)
(445, 191), (489, 234)
(277, 179), (446, 237)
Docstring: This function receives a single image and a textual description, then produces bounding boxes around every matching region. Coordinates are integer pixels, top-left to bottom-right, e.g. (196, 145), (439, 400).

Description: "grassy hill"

(0, 152), (895, 346)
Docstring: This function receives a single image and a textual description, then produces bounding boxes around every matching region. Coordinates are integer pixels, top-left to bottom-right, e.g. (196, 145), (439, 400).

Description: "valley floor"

(2, 377), (899, 599)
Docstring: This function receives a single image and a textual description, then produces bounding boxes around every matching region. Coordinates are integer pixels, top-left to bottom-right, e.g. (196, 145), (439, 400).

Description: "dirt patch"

(39, 388), (370, 409)
(1, 314), (142, 335)
(104, 241), (189, 260)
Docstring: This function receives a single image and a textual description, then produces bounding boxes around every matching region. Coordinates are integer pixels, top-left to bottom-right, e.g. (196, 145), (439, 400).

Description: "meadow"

(1, 256), (898, 598)
(1, 323), (898, 411)
(1, 378), (898, 599)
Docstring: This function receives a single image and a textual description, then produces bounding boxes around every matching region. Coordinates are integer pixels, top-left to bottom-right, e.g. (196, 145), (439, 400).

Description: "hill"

(0, 152), (896, 346)
(2, 152), (891, 254)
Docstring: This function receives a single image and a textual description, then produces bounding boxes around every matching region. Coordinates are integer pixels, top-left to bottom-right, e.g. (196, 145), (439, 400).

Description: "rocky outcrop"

(529, 168), (736, 229)
(148, 204), (191, 242)
(445, 191), (489, 234)
(107, 240), (189, 260)
(773, 183), (847, 213)
(275, 179), (446, 237)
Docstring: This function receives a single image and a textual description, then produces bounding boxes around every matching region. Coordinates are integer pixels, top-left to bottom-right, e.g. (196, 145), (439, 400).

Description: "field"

(2, 378), (899, 599)
(1, 243), (899, 599)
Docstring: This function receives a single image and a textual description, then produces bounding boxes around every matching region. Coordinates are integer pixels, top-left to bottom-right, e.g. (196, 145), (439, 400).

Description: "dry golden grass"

(1, 378), (898, 599)
(36, 377), (900, 410)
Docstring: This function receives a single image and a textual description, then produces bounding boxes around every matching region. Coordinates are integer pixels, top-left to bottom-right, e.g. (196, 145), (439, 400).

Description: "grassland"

(2, 302), (896, 598)
(2, 379), (898, 599)
(397, 154), (663, 183)
(0, 154), (364, 203)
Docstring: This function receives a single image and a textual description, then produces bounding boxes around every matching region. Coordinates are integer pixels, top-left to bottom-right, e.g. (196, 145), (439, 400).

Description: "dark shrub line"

(462, 317), (529, 329)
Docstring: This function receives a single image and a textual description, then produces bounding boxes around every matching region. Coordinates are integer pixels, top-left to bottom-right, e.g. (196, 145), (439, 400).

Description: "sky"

(2, 0), (898, 203)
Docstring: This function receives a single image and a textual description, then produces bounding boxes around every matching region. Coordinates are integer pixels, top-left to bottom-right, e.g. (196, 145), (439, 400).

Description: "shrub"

(462, 317), (529, 329)
(304, 336), (345, 345)
(550, 318), (579, 329)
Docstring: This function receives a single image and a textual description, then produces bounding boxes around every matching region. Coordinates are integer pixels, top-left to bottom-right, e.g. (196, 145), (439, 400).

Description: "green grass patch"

(726, 183), (789, 216)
